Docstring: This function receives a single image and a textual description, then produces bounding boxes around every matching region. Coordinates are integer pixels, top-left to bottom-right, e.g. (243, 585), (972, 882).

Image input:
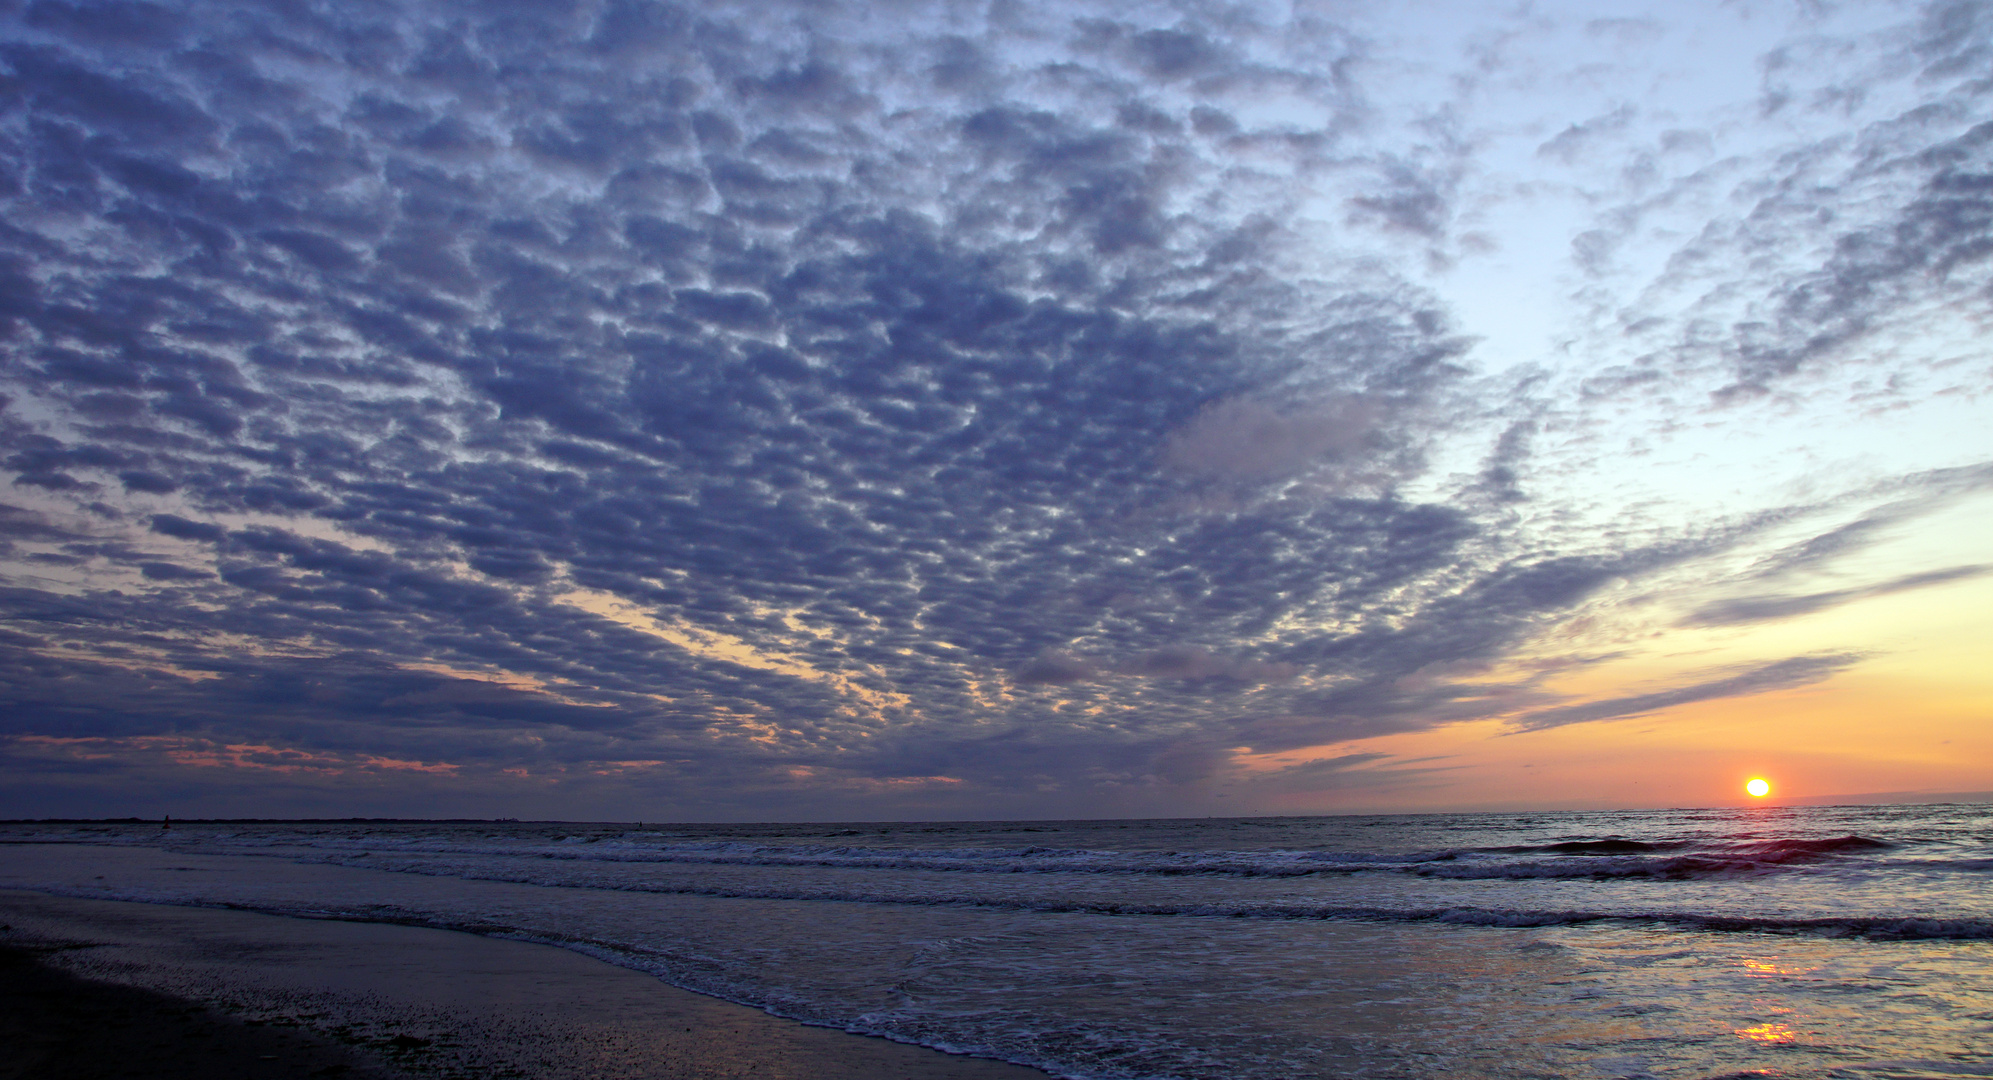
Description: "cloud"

(0, 503), (80, 544)
(1115, 646), (1299, 685)
(1746, 464), (1993, 579)
(1536, 106), (1637, 166)
(0, 0), (1979, 816)
(1241, 751), (1462, 797)
(1509, 653), (1864, 732)
(1017, 645), (1299, 687)
(0, 0), (1494, 808)
(1635, 90), (1992, 398)
(1268, 752), (1392, 778)
(1685, 565), (1988, 626)
(1161, 395), (1384, 486)
(1013, 651), (1098, 686)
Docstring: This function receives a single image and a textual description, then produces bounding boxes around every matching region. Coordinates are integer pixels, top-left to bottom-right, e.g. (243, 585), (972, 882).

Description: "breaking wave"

(93, 828), (1921, 883)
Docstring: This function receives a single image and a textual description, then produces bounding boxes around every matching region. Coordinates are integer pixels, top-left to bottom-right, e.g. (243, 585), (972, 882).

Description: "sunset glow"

(1747, 778), (1772, 798)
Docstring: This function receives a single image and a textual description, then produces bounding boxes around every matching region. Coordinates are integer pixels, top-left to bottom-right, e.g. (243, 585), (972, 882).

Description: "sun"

(1746, 777), (1771, 798)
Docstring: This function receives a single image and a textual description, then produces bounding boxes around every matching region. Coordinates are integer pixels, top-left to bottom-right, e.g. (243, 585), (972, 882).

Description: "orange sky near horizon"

(1232, 564), (1993, 815)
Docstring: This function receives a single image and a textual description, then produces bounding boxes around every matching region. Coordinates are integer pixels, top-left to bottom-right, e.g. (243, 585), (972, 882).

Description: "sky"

(1, 0), (1989, 821)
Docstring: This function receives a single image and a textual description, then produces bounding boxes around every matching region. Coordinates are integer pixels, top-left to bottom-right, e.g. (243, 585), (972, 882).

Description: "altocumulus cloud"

(0, 0), (1989, 818)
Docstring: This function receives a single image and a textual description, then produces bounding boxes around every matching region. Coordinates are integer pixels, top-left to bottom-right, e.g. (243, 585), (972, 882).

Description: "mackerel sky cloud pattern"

(1, 0), (1989, 818)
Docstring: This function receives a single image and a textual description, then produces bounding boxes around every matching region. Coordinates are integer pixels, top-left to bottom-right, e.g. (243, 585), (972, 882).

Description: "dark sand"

(0, 890), (1053, 1080)
(0, 936), (393, 1080)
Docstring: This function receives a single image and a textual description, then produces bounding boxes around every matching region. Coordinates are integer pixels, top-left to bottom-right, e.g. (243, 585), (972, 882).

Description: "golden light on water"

(1746, 777), (1771, 798)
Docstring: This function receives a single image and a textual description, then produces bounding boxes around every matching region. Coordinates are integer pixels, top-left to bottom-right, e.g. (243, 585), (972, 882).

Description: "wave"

(9, 825), (1942, 885)
(158, 831), (1925, 883)
(1417, 836), (1903, 881)
(1751, 835), (1895, 856)
(151, 833), (1452, 878)
(1483, 839), (1691, 855)
(1475, 833), (1892, 858)
(50, 867), (1993, 942)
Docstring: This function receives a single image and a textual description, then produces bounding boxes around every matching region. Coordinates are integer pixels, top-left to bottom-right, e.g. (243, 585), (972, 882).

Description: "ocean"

(3, 803), (1989, 1079)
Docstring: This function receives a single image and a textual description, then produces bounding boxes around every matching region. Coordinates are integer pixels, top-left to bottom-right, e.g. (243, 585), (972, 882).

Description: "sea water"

(2, 804), (1989, 1079)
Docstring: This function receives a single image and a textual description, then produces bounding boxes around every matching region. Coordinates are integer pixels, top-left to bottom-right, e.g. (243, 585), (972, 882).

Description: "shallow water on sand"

(3, 804), (1990, 1079)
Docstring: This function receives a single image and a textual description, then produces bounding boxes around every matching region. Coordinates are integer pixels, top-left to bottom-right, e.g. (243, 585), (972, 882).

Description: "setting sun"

(1746, 778), (1772, 798)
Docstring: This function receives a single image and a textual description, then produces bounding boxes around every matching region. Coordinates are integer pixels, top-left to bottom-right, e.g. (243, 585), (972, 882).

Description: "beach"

(0, 922), (391, 1080)
(0, 889), (1051, 1080)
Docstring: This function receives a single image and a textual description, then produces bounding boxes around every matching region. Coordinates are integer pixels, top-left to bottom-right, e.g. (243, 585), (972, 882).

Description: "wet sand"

(0, 889), (1053, 1080)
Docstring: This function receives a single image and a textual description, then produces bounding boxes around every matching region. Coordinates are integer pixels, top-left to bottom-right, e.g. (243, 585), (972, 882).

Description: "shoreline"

(0, 889), (1055, 1080)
